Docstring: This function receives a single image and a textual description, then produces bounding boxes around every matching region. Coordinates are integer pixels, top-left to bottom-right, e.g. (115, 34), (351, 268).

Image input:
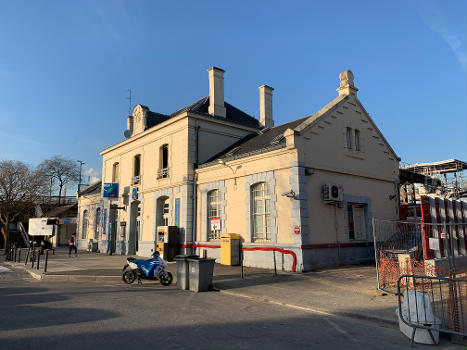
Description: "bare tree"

(0, 161), (47, 253)
(38, 156), (80, 204)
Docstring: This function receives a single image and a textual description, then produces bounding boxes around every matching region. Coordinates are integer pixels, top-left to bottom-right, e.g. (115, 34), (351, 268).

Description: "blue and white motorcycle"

(122, 251), (173, 286)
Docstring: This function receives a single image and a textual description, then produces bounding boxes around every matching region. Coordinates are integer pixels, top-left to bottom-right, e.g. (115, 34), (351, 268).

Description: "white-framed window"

(156, 196), (170, 227)
(354, 129), (360, 151)
(251, 182), (272, 242)
(162, 199), (169, 226)
(112, 162), (119, 183)
(157, 144), (169, 179)
(81, 210), (89, 239)
(347, 203), (366, 240)
(346, 127), (352, 149)
(207, 189), (221, 241)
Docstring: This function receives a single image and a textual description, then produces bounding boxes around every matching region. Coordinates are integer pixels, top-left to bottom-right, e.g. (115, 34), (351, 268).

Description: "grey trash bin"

(175, 255), (198, 290)
(187, 257), (215, 292)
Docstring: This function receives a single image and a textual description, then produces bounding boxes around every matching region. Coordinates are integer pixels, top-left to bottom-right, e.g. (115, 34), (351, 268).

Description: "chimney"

(259, 85), (274, 128)
(207, 67), (226, 118)
(336, 70), (358, 97)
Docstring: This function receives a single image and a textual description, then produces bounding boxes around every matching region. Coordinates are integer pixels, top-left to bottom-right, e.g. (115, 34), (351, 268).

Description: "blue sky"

(0, 0), (465, 188)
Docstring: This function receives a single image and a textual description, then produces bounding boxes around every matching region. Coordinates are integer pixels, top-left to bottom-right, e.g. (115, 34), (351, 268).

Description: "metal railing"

(157, 168), (169, 179)
(17, 222), (30, 247)
(6, 242), (53, 273)
(131, 175), (141, 185)
(397, 274), (467, 346)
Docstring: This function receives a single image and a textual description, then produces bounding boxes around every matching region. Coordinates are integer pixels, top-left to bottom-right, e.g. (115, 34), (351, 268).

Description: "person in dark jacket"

(68, 233), (77, 256)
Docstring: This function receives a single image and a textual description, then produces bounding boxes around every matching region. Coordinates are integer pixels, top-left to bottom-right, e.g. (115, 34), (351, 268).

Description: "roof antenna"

(126, 89), (132, 115)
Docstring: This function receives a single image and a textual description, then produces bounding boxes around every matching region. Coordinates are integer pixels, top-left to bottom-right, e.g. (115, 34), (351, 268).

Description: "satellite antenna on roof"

(126, 89), (132, 115)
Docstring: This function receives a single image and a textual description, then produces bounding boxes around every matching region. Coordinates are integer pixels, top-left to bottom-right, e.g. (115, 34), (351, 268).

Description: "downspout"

(191, 125), (200, 255)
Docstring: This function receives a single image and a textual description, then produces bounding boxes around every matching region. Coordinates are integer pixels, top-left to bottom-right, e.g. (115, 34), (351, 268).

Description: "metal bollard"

(25, 248), (30, 265)
(31, 247), (35, 268)
(36, 251), (41, 270)
(273, 250), (277, 277)
(44, 250), (49, 273)
(241, 249), (244, 279)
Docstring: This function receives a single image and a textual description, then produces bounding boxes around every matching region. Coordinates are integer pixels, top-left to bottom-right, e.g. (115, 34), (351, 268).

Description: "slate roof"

(146, 110), (172, 129)
(202, 116), (309, 166)
(200, 94), (352, 167)
(143, 96), (261, 131)
(45, 204), (77, 218)
(78, 181), (102, 197)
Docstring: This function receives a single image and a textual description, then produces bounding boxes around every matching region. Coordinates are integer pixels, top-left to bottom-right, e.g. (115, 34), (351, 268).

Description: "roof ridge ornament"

(337, 70), (358, 97)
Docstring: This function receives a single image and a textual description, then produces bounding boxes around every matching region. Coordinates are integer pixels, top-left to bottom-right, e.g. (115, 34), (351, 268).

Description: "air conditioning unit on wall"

(322, 184), (343, 202)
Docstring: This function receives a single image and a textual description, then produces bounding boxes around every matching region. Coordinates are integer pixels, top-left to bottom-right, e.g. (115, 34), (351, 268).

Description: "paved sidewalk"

(4, 247), (399, 327)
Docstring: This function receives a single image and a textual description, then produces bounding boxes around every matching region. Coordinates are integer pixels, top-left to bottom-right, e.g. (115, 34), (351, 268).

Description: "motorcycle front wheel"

(160, 271), (173, 286)
(122, 269), (136, 284)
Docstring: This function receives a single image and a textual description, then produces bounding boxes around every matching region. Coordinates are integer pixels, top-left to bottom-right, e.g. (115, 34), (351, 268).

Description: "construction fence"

(397, 274), (467, 345)
(373, 219), (467, 294)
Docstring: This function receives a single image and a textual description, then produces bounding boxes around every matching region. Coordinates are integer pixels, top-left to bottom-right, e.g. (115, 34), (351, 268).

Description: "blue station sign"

(131, 187), (138, 200)
(103, 183), (119, 198)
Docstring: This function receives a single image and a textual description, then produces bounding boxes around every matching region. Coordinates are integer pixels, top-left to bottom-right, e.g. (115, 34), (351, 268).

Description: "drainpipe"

(191, 125), (200, 254)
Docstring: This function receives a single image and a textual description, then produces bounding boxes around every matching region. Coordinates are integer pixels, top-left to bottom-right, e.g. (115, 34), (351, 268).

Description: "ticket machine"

(156, 226), (178, 260)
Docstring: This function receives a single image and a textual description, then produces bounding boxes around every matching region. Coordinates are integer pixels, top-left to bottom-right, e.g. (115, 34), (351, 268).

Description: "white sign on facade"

(28, 218), (54, 236)
(210, 218), (221, 231)
(429, 237), (440, 251)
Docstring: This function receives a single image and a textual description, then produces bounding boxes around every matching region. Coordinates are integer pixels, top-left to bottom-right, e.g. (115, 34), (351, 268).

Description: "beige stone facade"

(77, 67), (399, 271)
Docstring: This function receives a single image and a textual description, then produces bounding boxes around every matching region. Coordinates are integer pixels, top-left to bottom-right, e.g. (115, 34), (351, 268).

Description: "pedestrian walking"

(68, 233), (77, 256)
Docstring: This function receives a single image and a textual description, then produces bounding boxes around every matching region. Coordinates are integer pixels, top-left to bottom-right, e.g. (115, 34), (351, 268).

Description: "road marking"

(219, 289), (333, 316)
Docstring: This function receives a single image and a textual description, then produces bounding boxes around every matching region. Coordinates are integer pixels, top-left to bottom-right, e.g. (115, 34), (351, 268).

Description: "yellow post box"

(220, 233), (241, 266)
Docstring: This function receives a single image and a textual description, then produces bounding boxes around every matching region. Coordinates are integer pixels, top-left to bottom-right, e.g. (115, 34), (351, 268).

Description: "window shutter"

(353, 205), (366, 240)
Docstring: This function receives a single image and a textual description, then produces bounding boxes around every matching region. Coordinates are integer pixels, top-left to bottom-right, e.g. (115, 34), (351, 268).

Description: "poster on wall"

(131, 187), (138, 200)
(210, 217), (221, 231)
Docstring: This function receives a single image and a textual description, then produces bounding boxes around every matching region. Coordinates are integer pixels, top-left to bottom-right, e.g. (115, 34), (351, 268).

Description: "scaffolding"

(400, 159), (467, 204)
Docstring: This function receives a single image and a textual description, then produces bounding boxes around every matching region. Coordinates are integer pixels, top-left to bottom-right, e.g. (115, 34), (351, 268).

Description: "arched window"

(132, 155), (141, 185)
(207, 189), (221, 241)
(112, 162), (119, 183)
(81, 210), (89, 239)
(251, 182), (271, 242)
(156, 196), (170, 226)
(134, 155), (141, 177)
(94, 208), (101, 241)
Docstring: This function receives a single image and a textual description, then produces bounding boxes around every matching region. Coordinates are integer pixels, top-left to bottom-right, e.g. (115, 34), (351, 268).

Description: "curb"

(3, 262), (121, 283)
(218, 289), (398, 328)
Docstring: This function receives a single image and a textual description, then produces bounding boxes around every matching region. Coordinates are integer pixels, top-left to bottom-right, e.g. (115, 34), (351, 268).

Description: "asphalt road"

(0, 265), (462, 350)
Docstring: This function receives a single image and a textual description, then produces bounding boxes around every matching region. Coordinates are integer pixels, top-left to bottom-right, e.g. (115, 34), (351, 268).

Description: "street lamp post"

(77, 160), (85, 193)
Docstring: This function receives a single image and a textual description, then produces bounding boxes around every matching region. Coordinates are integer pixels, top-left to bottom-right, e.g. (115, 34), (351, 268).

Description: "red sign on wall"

(294, 226), (301, 234)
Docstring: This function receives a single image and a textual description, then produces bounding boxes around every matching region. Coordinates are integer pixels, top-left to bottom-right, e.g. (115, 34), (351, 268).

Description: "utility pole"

(77, 160), (85, 193)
